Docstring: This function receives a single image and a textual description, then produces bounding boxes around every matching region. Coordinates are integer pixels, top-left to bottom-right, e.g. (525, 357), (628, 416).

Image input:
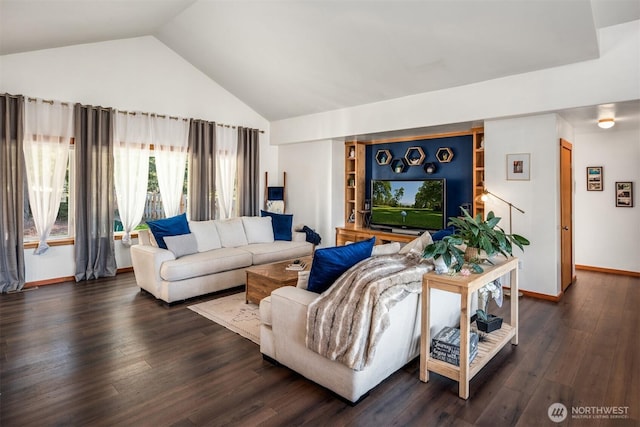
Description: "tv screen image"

(370, 179), (446, 231)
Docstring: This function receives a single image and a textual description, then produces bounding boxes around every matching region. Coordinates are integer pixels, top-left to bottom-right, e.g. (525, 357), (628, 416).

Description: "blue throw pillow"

(260, 210), (293, 241)
(307, 237), (375, 294)
(432, 226), (456, 241)
(147, 213), (190, 249)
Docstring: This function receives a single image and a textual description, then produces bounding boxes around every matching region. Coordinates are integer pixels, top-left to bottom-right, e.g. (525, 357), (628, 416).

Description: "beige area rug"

(188, 292), (260, 345)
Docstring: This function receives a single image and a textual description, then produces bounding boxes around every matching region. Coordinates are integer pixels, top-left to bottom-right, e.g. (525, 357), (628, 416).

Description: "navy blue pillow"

(260, 210), (293, 241)
(307, 237), (375, 294)
(432, 226), (456, 241)
(147, 213), (190, 249)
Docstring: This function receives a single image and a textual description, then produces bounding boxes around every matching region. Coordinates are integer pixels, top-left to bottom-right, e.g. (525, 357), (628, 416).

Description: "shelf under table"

(420, 257), (519, 399)
(426, 323), (515, 382)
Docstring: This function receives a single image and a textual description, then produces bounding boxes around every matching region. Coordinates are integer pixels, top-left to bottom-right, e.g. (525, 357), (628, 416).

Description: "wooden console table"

(420, 257), (519, 399)
(335, 225), (418, 246)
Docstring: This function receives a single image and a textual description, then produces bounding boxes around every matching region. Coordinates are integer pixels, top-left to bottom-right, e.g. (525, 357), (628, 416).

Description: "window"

(23, 147), (190, 237)
(23, 147), (75, 241)
(114, 153), (189, 231)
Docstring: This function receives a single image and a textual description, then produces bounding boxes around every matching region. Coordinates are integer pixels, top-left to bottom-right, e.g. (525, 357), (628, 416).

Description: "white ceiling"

(1, 0), (639, 127)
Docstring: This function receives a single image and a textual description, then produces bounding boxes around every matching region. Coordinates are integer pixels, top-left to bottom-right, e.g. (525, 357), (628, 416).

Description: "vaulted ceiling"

(1, 0), (639, 123)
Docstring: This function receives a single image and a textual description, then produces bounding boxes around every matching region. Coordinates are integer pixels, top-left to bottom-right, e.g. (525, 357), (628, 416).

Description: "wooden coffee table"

(245, 255), (313, 304)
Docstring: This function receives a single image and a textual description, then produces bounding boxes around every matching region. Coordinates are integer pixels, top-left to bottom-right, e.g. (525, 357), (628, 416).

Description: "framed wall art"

(506, 153), (530, 181)
(615, 181), (633, 207)
(586, 166), (603, 191)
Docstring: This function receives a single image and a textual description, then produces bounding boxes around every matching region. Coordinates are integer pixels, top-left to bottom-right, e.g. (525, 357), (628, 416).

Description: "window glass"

(24, 148), (74, 241)
(114, 154), (188, 231)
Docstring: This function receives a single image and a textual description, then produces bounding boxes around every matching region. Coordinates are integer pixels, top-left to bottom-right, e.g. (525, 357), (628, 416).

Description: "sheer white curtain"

(215, 125), (238, 219)
(23, 99), (73, 254)
(114, 112), (151, 246)
(152, 116), (189, 218)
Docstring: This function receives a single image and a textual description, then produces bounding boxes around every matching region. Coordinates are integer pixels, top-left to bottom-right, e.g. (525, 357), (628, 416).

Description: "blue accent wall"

(365, 135), (473, 226)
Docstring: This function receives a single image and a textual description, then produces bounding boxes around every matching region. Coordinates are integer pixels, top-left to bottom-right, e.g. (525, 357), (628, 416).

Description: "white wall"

(23, 238), (138, 283)
(1, 36), (274, 283)
(23, 245), (75, 283)
(276, 139), (340, 247)
(484, 114), (562, 296)
(574, 126), (640, 272)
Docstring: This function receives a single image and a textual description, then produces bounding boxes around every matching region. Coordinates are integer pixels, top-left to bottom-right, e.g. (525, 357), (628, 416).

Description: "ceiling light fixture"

(598, 118), (615, 129)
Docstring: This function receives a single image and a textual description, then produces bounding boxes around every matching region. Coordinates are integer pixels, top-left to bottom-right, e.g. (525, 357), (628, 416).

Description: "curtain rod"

(26, 97), (264, 134)
(117, 110), (188, 122)
(27, 97), (69, 106)
(117, 110), (264, 133)
(215, 123), (265, 134)
(195, 120), (264, 134)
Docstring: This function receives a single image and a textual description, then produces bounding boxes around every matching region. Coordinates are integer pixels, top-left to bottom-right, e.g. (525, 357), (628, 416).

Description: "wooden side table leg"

(245, 272), (250, 304)
(458, 289), (470, 399)
(420, 279), (431, 382)
(511, 266), (519, 345)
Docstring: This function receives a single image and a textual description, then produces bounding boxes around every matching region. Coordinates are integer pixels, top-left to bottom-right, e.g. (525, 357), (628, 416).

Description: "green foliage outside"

(113, 156), (188, 231)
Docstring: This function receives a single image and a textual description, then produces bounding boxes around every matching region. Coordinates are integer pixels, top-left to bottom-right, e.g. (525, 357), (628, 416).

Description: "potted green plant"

(423, 208), (529, 333)
(422, 208), (530, 273)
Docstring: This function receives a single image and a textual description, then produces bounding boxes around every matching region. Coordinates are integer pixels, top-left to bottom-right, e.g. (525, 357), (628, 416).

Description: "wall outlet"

(518, 260), (523, 270)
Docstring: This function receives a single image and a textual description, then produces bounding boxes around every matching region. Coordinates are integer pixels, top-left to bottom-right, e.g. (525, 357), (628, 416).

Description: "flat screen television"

(370, 179), (446, 232)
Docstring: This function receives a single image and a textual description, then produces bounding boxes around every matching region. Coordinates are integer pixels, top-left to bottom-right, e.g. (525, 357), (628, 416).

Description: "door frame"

(560, 138), (574, 292)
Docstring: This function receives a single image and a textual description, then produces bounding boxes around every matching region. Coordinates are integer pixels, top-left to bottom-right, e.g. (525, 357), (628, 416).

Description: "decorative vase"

(476, 315), (503, 333)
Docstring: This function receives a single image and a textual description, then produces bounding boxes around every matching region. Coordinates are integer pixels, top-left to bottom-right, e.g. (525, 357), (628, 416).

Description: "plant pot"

(464, 247), (480, 263)
(476, 315), (503, 333)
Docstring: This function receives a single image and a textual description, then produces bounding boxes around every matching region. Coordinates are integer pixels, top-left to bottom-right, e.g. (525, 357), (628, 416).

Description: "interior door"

(560, 139), (574, 292)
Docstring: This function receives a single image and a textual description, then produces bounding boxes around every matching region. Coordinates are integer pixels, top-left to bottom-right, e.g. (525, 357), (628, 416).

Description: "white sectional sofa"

(259, 235), (475, 403)
(261, 286), (464, 403)
(131, 216), (314, 303)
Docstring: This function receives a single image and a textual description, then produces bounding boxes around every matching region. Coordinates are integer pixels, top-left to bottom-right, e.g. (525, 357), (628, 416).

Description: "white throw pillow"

(188, 220), (222, 252)
(398, 232), (434, 256)
(242, 216), (275, 244)
(164, 233), (198, 258)
(215, 218), (249, 248)
(149, 231), (159, 247)
(296, 270), (310, 290)
(371, 242), (401, 256)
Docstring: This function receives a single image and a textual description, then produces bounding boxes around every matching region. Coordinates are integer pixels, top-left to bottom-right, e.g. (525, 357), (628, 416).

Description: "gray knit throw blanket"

(305, 253), (433, 371)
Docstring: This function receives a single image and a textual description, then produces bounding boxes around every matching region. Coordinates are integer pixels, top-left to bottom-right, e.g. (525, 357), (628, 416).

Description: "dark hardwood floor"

(1, 271), (638, 426)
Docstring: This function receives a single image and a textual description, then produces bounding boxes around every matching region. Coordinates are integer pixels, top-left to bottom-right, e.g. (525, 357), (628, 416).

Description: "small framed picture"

(615, 182), (633, 207)
(506, 153), (530, 181)
(586, 166), (603, 191)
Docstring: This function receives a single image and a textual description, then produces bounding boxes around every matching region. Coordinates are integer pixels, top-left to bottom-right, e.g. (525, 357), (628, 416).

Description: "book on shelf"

(285, 261), (307, 271)
(430, 326), (479, 366)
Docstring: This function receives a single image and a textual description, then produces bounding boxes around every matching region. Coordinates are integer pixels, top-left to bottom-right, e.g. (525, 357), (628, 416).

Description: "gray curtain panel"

(74, 104), (117, 281)
(237, 127), (260, 216)
(188, 120), (217, 221)
(0, 94), (26, 292)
